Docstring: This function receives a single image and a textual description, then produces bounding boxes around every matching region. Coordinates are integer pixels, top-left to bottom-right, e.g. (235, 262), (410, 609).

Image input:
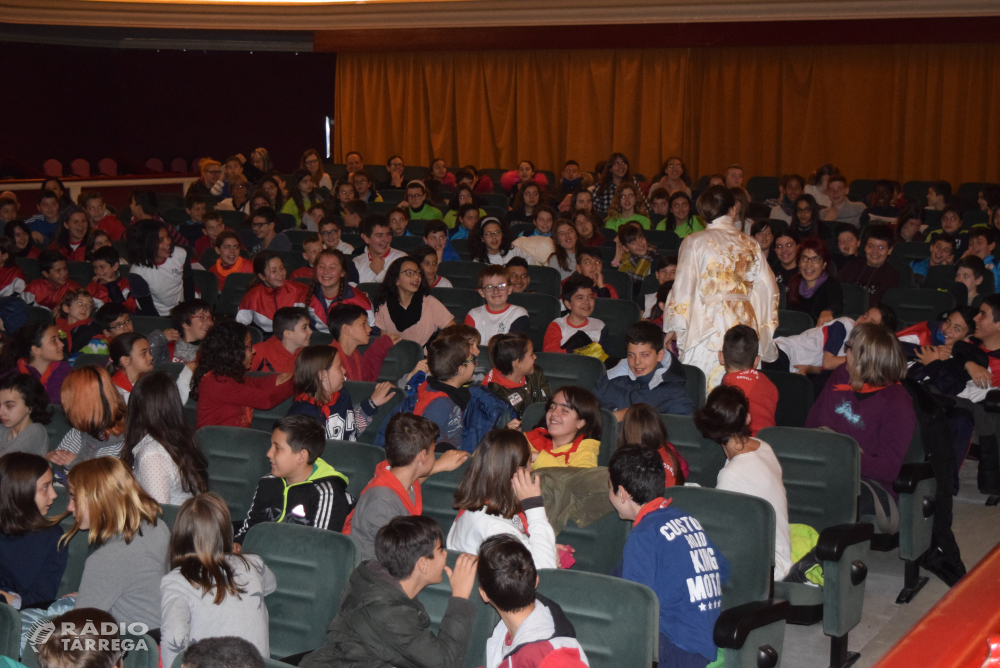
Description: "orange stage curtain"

(333, 44), (1000, 185)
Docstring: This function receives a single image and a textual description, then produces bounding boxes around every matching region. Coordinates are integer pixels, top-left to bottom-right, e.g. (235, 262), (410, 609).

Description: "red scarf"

(293, 392), (340, 422)
(17, 359), (54, 387)
(525, 428), (586, 465)
(633, 497), (672, 527)
(112, 370), (133, 393)
(343, 461), (422, 534)
(832, 382), (898, 393)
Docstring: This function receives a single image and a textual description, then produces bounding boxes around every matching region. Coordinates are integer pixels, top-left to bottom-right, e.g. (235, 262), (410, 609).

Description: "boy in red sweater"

(87, 246), (136, 312)
(290, 235), (322, 281)
(251, 306), (312, 374)
(719, 324), (778, 435)
(22, 249), (81, 310)
(329, 303), (398, 382)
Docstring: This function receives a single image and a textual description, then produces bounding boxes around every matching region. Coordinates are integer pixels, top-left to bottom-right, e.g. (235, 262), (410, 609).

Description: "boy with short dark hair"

(575, 246), (618, 298)
(465, 265), (530, 342)
(77, 303), (133, 355)
(542, 275), (608, 356)
(423, 219), (461, 262)
(319, 217), (355, 254)
(345, 413), (467, 560)
(911, 231), (954, 284)
(194, 210), (226, 260)
(301, 515), (478, 668)
(405, 180), (444, 221)
(290, 234), (323, 281)
(25, 189), (60, 245)
(966, 227), (1000, 292)
(235, 414), (353, 544)
(838, 224), (900, 307)
(182, 637), (265, 668)
(329, 303), (397, 382)
(87, 246), (136, 312)
(22, 249), (81, 309)
(251, 306), (312, 373)
(596, 320), (692, 419)
(719, 324), (778, 435)
(608, 446), (728, 668)
(478, 535), (588, 668)
(78, 190), (126, 241)
(0, 197), (18, 224)
(355, 215), (407, 283)
(148, 298), (213, 364)
(506, 256), (532, 293)
(615, 222), (659, 300)
(182, 192), (208, 245)
(341, 200), (369, 230)
(956, 255), (987, 306)
(832, 223), (860, 270)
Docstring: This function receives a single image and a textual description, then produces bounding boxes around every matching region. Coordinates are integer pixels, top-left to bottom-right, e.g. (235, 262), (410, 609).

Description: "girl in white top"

(160, 493), (276, 668)
(470, 217), (534, 266)
(108, 332), (193, 405)
(694, 385), (792, 580)
(120, 369), (208, 506)
(447, 429), (558, 569)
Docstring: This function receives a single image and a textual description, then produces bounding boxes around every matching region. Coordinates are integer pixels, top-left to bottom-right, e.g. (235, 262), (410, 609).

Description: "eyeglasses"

(389, 162), (404, 168)
(190, 314), (215, 322)
(251, 222), (271, 229)
(799, 255), (824, 265)
(320, 230), (338, 236)
(483, 230), (503, 238)
(110, 317), (132, 331)
(482, 283), (508, 293)
(207, 169), (222, 175)
(400, 269), (421, 278)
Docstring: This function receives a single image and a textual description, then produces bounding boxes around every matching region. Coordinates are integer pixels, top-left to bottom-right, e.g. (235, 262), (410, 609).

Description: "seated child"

(832, 223), (860, 270)
(181, 192), (208, 245)
(614, 222), (659, 301)
(719, 324), (778, 435)
(440, 323), (484, 384)
(0, 237), (26, 297)
(290, 234), (322, 281)
(207, 231), (254, 290)
(74, 303), (130, 356)
(464, 265), (530, 342)
(482, 332), (550, 420)
(79, 190), (126, 241)
(506, 256), (532, 293)
(450, 202), (481, 241)
(448, 428), (559, 569)
(87, 246), (136, 312)
(643, 255), (677, 318)
(54, 288), (96, 359)
(0, 375), (51, 457)
(236, 251), (309, 332)
(21, 249), (81, 309)
(478, 535), (589, 668)
(423, 219), (461, 262)
(234, 415), (353, 544)
(542, 275), (609, 358)
(308, 248), (372, 333)
(36, 609), (130, 668)
(288, 345), (395, 441)
(575, 247), (617, 299)
(194, 210), (226, 261)
(341, 200), (368, 230)
(695, 386), (792, 580)
(329, 303), (396, 382)
(966, 227), (1000, 291)
(769, 305), (895, 376)
(344, 413), (468, 560)
(523, 387), (601, 469)
(608, 446), (728, 667)
(250, 306), (312, 374)
(320, 216), (356, 254)
(956, 255), (987, 307)
(618, 402), (687, 486)
(299, 516), (478, 668)
(411, 244), (453, 288)
(596, 321), (693, 419)
(911, 232), (954, 284)
(182, 637), (267, 668)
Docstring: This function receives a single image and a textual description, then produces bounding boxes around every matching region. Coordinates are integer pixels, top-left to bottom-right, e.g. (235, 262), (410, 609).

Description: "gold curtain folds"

(333, 43), (1000, 185)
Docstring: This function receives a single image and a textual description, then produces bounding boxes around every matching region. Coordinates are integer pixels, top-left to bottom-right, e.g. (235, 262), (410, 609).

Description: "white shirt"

(481, 246), (531, 266)
(464, 303), (529, 342)
(447, 505), (558, 569)
(715, 440), (792, 580)
(133, 434), (193, 506)
(353, 247), (407, 283)
(769, 205), (792, 223)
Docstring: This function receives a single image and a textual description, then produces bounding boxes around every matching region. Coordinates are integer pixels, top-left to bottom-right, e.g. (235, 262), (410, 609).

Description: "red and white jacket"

(308, 283), (374, 334)
(86, 275), (136, 313)
(236, 280), (309, 332)
(21, 279), (82, 309)
(0, 266), (26, 298)
(464, 303), (530, 343)
(485, 596), (590, 668)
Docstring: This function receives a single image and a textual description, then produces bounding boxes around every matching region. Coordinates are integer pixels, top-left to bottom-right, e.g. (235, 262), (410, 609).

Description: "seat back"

(131, 315), (172, 337)
(758, 426), (859, 529)
(659, 414), (726, 486)
(526, 265), (561, 298)
(775, 309), (814, 338)
(923, 264), (957, 290)
(347, 381), (404, 444)
(600, 269), (633, 304)
(882, 287), (956, 330)
(430, 287), (484, 324)
(437, 261), (482, 290)
(555, 511), (630, 576)
(533, 352), (605, 395)
(536, 570), (658, 668)
(421, 459), (467, 536)
(67, 261), (94, 287)
(390, 236), (423, 253)
(45, 408), (73, 451)
(416, 550), (500, 668)
(242, 522), (358, 659)
(322, 440), (384, 499)
(73, 353), (110, 369)
(376, 339), (424, 383)
(681, 364), (707, 409)
(667, 486), (775, 608)
(841, 283), (869, 318)
(760, 370), (813, 428)
(216, 273), (255, 317)
(160, 503), (182, 529)
(196, 426), (272, 520)
(192, 269), (219, 309)
(0, 595), (20, 659)
(592, 298), (641, 358)
(508, 292), (561, 350)
(57, 512), (95, 597)
(747, 176), (780, 203)
(16, 257), (42, 283)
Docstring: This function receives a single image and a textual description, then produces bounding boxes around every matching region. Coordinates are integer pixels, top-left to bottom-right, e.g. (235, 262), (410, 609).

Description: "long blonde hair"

(605, 181), (648, 220)
(62, 457), (160, 547)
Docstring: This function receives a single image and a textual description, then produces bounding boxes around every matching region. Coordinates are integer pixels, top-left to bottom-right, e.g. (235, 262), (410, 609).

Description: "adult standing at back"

(664, 186), (779, 389)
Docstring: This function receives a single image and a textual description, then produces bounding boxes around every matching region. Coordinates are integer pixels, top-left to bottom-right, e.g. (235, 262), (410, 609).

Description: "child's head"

(411, 244), (440, 284)
(328, 304), (371, 344)
(423, 219), (449, 253)
(560, 274), (596, 320)
(272, 306), (312, 349)
(427, 333), (477, 385)
(375, 515), (446, 583)
(488, 332), (534, 378)
(185, 193), (207, 223)
(91, 245), (121, 283)
(542, 387), (602, 443)
(506, 257), (531, 293)
(455, 428), (530, 518)
(406, 181), (428, 209)
(608, 445), (665, 518)
(214, 231), (243, 266)
(477, 265), (512, 309)
(293, 345), (344, 403)
(968, 227), (997, 260)
(79, 190), (105, 224)
(648, 188), (670, 216)
(940, 204), (963, 234)
(941, 306), (977, 345)
(0, 450), (57, 534)
(532, 205), (556, 235)
(477, 534), (537, 613)
(388, 207), (410, 237)
(694, 385), (751, 446)
(575, 247), (603, 282)
(721, 324), (760, 372)
(109, 331), (153, 378)
(456, 203), (481, 231)
(37, 608), (126, 668)
(182, 637), (265, 668)
(616, 403), (668, 451)
(956, 255), (986, 296)
(94, 304), (132, 340)
(655, 255), (677, 284)
(384, 413), (439, 475)
(203, 211), (225, 241)
(250, 207), (277, 241)
(253, 251), (286, 289)
(59, 289), (94, 323)
(171, 298), (214, 343)
(318, 218), (343, 249)
(37, 189), (59, 219)
(64, 456), (158, 546)
(929, 232), (955, 265)
(360, 215), (392, 256)
(14, 322), (63, 366)
(0, 373), (50, 433)
(861, 225), (893, 268)
(0, 197), (18, 223)
(269, 415), (326, 479)
(439, 323), (482, 358)
(191, 321), (252, 396)
(835, 224), (860, 257)
(341, 200), (368, 229)
(168, 493), (240, 604)
(39, 249), (68, 285)
(625, 322), (666, 378)
(618, 222), (648, 256)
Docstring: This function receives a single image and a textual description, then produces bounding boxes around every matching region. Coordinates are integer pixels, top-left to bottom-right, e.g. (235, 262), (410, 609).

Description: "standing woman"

(0, 321), (71, 404)
(665, 186), (779, 389)
(784, 238), (843, 324)
(64, 457), (169, 629)
(548, 220), (584, 280)
(300, 150), (333, 192)
(128, 220), (195, 317)
(373, 257), (455, 347)
(659, 192), (705, 238)
(648, 157), (693, 197)
(572, 210), (606, 248)
(603, 182), (651, 232)
(592, 152), (642, 214)
(121, 370), (208, 506)
(281, 169), (323, 228)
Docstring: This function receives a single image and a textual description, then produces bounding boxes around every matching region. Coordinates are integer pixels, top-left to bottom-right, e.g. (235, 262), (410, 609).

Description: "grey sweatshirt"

(0, 423), (48, 458)
(75, 520), (170, 630)
(159, 554), (277, 668)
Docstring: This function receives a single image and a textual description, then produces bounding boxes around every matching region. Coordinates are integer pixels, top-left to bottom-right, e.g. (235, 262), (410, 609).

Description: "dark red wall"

(0, 43), (336, 176)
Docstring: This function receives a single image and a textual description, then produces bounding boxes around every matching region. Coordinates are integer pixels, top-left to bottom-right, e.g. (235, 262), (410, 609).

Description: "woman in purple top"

(806, 322), (915, 531)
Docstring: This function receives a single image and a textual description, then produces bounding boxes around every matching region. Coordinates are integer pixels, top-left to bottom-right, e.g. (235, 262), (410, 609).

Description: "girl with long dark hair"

(372, 257), (455, 346)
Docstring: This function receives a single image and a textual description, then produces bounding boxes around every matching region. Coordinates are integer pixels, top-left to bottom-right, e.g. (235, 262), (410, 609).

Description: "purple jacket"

(24, 361), (73, 404)
(805, 365), (916, 496)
